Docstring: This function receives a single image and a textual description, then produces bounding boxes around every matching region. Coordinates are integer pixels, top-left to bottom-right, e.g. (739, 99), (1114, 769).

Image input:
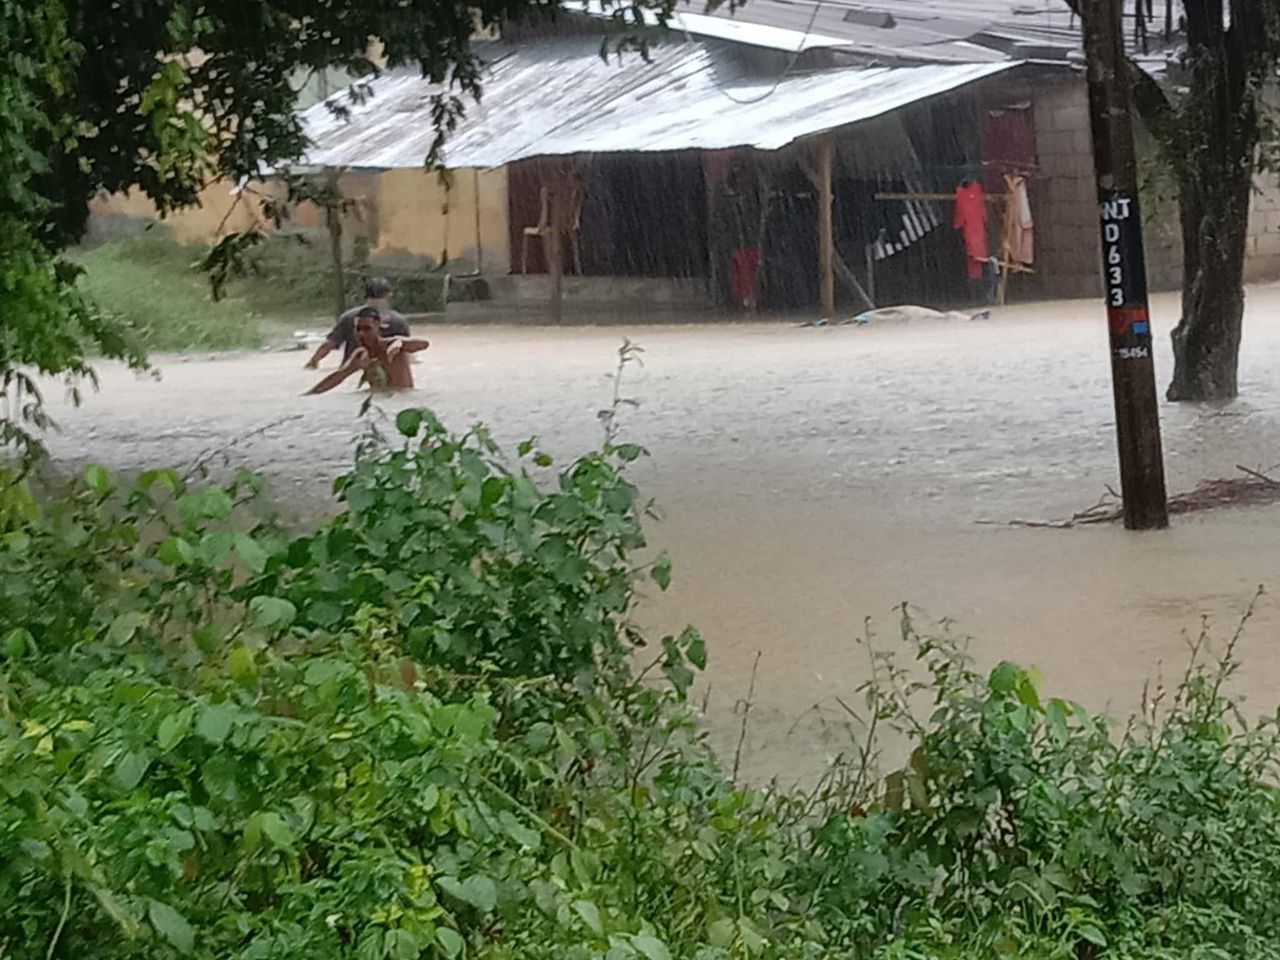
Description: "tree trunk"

(1164, 2), (1261, 403)
(1166, 160), (1252, 401)
(325, 206), (345, 320)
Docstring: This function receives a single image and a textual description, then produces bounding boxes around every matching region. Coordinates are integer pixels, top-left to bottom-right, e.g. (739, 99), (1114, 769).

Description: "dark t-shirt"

(326, 306), (409, 361)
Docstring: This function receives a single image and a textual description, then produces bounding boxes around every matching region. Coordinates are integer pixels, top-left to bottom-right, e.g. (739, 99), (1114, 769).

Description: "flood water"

(43, 287), (1280, 783)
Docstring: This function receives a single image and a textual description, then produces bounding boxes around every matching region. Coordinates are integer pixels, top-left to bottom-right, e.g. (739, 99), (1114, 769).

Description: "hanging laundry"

(1010, 176), (1035, 266)
(953, 180), (988, 279)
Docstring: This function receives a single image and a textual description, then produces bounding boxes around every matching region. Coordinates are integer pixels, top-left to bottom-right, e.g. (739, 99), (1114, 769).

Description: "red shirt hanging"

(953, 181), (989, 279)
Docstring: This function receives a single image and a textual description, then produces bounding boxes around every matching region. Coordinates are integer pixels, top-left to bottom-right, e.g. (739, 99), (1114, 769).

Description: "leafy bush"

(0, 412), (726, 960)
(801, 611), (1280, 960)
(4, 411), (1280, 960)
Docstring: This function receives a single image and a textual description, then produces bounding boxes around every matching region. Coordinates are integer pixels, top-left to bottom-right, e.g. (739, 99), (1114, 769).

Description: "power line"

(682, 0), (826, 106)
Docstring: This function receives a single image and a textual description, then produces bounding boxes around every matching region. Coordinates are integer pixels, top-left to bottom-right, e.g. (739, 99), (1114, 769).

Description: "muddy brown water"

(42, 288), (1280, 783)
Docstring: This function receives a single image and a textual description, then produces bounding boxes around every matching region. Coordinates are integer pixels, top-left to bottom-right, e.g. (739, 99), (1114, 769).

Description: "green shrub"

(239, 235), (446, 318)
(0, 413), (728, 960)
(4, 412), (1280, 960)
(801, 612), (1280, 959)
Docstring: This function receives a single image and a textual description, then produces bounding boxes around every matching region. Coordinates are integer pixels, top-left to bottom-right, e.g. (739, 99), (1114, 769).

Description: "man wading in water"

(304, 277), (409, 369)
(305, 308), (430, 395)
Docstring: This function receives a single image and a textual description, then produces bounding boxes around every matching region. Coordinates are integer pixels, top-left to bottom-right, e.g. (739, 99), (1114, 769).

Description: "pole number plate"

(1099, 194), (1153, 359)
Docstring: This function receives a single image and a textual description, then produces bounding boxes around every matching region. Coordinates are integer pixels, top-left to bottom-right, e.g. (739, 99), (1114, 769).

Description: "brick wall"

(1028, 76), (1104, 300)
(1128, 154), (1280, 289)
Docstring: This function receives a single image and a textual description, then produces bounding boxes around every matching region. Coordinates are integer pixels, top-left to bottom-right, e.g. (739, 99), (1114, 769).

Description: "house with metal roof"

(289, 4), (1116, 316)
(105, 1), (1280, 317)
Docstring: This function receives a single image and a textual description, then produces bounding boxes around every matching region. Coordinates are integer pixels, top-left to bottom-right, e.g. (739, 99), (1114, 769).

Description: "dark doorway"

(507, 153), (708, 278)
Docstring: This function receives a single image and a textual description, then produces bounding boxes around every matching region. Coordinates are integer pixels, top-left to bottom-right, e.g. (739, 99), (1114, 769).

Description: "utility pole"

(1081, 0), (1169, 530)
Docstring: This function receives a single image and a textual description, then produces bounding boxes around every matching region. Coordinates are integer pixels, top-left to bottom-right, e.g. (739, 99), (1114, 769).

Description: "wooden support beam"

(546, 190), (565, 325)
(833, 251), (875, 312)
(817, 135), (835, 320)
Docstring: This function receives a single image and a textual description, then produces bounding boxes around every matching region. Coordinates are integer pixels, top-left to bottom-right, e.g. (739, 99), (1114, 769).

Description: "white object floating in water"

(850, 305), (987, 326)
(291, 330), (327, 350)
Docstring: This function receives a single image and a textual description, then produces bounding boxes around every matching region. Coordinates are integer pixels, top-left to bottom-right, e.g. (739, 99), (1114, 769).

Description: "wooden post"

(817, 135), (836, 320)
(865, 243), (876, 307)
(545, 178), (566, 325)
(546, 207), (564, 325)
(473, 168), (484, 275)
(1082, 0), (1169, 530)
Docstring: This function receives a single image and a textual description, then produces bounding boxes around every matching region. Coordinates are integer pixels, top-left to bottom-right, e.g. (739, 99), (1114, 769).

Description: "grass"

(73, 232), (448, 355)
(72, 234), (266, 353)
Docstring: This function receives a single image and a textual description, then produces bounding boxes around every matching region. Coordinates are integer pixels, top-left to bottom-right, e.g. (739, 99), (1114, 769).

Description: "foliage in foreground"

(4, 413), (1280, 959)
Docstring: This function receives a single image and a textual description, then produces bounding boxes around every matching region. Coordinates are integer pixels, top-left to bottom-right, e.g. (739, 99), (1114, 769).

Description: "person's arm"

(306, 316), (351, 369)
(304, 340), (335, 369)
(386, 337), (430, 360)
(304, 349), (370, 395)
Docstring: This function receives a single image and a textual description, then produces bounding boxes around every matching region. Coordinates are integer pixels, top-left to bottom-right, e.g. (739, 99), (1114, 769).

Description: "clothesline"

(876, 176), (1035, 306)
(873, 192), (1008, 203)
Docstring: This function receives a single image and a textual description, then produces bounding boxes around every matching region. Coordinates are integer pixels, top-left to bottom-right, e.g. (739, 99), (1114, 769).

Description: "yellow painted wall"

(90, 165), (511, 274)
(90, 180), (263, 244)
(376, 167), (510, 274)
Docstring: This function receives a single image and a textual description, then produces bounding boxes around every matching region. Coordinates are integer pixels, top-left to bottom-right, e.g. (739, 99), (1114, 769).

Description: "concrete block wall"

(1018, 75), (1103, 301)
(984, 72), (1280, 298)
(1246, 178), (1280, 282)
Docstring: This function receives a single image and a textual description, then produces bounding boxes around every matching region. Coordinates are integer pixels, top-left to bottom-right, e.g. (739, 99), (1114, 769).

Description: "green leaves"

(632, 934), (672, 960)
(114, 750), (150, 790)
(242, 811), (297, 853)
(108, 611), (148, 644)
(147, 900), (194, 954)
(573, 899), (604, 936)
(233, 532), (269, 574)
(2, 626), (32, 659)
(177, 487), (232, 526)
(248, 595), (296, 631)
(651, 551), (672, 590)
(195, 703), (236, 745)
(157, 536), (195, 566)
(227, 645), (257, 686)
(157, 709), (192, 751)
(84, 463), (111, 495)
(435, 928), (464, 958)
(15, 405), (1280, 960)
(298, 412), (666, 689)
(396, 408), (425, 437)
(439, 874), (498, 913)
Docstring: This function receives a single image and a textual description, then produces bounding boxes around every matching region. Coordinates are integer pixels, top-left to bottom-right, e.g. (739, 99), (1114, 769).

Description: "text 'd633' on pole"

(1081, 0), (1169, 530)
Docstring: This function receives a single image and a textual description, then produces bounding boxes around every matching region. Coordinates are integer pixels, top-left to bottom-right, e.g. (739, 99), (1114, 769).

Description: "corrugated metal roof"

(571, 0), (1185, 64)
(296, 38), (1019, 170)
